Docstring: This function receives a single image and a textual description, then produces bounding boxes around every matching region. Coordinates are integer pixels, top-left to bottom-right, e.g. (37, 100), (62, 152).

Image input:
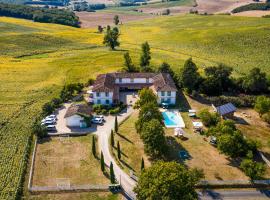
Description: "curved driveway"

(96, 106), (136, 199)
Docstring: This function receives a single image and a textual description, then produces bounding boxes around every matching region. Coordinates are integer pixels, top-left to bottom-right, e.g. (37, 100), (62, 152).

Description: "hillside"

(1, 14), (270, 199)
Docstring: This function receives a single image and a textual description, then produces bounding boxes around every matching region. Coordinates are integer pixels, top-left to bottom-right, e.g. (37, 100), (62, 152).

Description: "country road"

(96, 106), (137, 199)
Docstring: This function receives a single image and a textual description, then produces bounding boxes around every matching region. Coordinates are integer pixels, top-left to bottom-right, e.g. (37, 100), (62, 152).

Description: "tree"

(32, 120), (47, 138)
(157, 62), (174, 78)
(140, 42), (151, 70)
(134, 161), (204, 200)
(103, 27), (120, 50)
(117, 141), (121, 160)
(134, 88), (158, 108)
(242, 68), (268, 93)
(141, 157), (145, 171)
(204, 64), (233, 92)
(123, 52), (137, 72)
(254, 96), (270, 116)
(217, 130), (247, 158)
(200, 76), (222, 96)
(101, 151), (105, 172)
(92, 136), (96, 157)
(114, 15), (119, 25)
(140, 119), (167, 157)
(97, 25), (103, 33)
(198, 109), (220, 127)
(179, 58), (201, 94)
(114, 116), (118, 133)
(135, 102), (163, 133)
(110, 129), (115, 147)
(42, 102), (54, 116)
(240, 158), (266, 180)
(110, 162), (116, 183)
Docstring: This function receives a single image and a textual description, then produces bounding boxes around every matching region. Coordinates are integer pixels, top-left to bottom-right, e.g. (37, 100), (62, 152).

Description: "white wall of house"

(66, 114), (84, 127)
(157, 91), (176, 105)
(115, 78), (153, 84)
(92, 92), (113, 105)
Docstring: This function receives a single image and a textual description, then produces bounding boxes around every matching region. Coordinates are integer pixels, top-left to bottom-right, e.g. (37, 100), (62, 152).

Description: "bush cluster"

(232, 3), (270, 13)
(0, 3), (80, 27)
(205, 95), (256, 107)
(92, 102), (126, 115)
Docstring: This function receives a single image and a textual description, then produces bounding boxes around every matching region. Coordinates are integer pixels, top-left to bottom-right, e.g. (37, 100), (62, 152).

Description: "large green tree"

(135, 102), (163, 133)
(254, 96), (270, 116)
(242, 67), (268, 93)
(240, 158), (266, 180)
(103, 27), (120, 50)
(123, 52), (137, 72)
(140, 42), (151, 70)
(140, 119), (167, 157)
(114, 15), (119, 25)
(157, 62), (174, 78)
(179, 58), (201, 94)
(134, 161), (204, 200)
(134, 88), (158, 109)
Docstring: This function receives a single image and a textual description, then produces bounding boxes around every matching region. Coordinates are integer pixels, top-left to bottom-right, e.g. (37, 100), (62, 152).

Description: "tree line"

(232, 2), (270, 13)
(0, 3), (80, 27)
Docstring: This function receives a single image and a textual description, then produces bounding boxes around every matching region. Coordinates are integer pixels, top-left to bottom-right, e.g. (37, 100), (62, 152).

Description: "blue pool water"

(162, 111), (185, 128)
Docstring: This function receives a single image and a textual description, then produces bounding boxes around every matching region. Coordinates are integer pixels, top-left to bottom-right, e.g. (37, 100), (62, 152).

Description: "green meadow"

(1, 14), (270, 199)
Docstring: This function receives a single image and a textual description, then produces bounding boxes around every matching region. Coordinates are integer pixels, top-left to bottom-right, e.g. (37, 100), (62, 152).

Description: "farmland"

(1, 14), (270, 199)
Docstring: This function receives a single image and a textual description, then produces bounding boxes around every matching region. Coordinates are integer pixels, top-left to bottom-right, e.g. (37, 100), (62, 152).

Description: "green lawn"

(1, 14), (270, 198)
(111, 111), (151, 176)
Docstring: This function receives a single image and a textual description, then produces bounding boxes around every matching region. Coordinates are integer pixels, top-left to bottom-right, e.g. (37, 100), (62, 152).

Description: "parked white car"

(95, 115), (105, 122)
(91, 118), (103, 125)
(41, 120), (55, 126)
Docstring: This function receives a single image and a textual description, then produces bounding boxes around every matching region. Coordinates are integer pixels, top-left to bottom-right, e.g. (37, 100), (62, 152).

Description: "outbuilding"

(213, 103), (237, 119)
(64, 104), (92, 128)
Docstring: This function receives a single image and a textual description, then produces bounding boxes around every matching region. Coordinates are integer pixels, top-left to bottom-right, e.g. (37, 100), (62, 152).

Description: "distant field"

(1, 14), (270, 199)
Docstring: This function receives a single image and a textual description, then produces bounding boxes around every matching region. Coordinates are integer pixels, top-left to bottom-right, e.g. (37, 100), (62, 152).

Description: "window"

(167, 98), (171, 103)
(106, 99), (110, 104)
(161, 91), (165, 96)
(119, 78), (122, 83)
(167, 91), (171, 96)
(96, 92), (100, 97)
(105, 92), (109, 97)
(130, 78), (134, 83)
(146, 78), (149, 83)
(97, 99), (101, 104)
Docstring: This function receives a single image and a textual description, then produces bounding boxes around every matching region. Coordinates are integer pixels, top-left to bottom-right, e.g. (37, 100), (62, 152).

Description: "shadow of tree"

(120, 159), (135, 172)
(176, 91), (191, 112)
(117, 132), (134, 144)
(164, 136), (192, 164)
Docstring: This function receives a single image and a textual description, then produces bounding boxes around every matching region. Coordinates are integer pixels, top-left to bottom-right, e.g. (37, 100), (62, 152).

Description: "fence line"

(29, 184), (109, 194)
(28, 138), (38, 190)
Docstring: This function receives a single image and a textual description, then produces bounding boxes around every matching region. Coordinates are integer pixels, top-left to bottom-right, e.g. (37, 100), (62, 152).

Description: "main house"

(91, 72), (177, 105)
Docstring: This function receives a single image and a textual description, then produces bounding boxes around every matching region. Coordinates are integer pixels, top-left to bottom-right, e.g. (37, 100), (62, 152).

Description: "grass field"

(32, 135), (109, 186)
(1, 14), (270, 199)
(111, 111), (151, 176)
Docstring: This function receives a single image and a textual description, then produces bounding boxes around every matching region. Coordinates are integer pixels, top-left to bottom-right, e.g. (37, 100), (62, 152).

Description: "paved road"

(96, 106), (137, 199)
(198, 189), (270, 200)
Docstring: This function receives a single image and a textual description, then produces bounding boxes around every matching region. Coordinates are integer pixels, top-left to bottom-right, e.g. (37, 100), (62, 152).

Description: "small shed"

(214, 103), (236, 118)
(64, 104), (92, 128)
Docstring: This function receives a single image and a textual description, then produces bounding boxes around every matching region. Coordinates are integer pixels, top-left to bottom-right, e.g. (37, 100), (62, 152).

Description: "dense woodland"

(0, 3), (80, 27)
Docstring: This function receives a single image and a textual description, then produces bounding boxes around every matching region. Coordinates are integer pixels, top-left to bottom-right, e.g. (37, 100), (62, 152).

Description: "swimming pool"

(162, 110), (185, 128)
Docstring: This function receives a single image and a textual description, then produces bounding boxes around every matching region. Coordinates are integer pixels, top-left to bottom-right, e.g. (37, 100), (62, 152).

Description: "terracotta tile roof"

(64, 104), (92, 118)
(152, 73), (177, 91)
(92, 72), (177, 93)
